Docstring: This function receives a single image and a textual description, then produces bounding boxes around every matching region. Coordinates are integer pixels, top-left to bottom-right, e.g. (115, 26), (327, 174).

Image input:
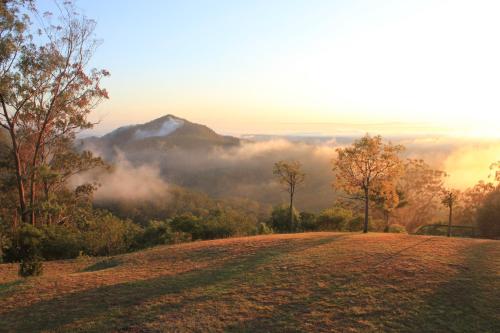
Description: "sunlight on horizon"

(70, 0), (500, 139)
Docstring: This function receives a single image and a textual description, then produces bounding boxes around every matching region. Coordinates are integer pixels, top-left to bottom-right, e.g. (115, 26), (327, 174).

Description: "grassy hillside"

(0, 233), (499, 332)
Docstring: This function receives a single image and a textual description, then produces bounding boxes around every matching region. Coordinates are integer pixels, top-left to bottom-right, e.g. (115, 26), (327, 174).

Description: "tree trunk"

(1, 96), (28, 224)
(447, 204), (453, 237)
(363, 187), (369, 233)
(384, 211), (390, 232)
(8, 132), (28, 224)
(289, 190), (294, 232)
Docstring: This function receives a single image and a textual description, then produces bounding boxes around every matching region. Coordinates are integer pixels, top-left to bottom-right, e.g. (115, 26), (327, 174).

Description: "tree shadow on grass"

(0, 280), (22, 298)
(225, 239), (500, 333)
(0, 235), (344, 332)
(81, 257), (122, 272)
(398, 241), (500, 333)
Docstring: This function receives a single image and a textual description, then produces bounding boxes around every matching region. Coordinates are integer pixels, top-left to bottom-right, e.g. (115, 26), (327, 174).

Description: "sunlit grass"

(0, 233), (498, 332)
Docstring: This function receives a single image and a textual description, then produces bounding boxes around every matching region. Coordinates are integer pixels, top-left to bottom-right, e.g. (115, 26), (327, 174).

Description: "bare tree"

(273, 160), (305, 232)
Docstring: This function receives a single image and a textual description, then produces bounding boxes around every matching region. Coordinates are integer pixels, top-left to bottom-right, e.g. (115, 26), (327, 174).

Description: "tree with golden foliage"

(457, 181), (495, 226)
(273, 160), (305, 232)
(395, 159), (447, 231)
(333, 134), (404, 233)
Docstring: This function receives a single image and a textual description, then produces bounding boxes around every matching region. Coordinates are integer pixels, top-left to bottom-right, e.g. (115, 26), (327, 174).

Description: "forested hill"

(81, 114), (241, 157)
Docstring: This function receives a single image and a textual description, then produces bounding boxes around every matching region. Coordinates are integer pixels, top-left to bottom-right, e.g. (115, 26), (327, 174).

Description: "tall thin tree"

(442, 189), (460, 237)
(273, 160), (305, 232)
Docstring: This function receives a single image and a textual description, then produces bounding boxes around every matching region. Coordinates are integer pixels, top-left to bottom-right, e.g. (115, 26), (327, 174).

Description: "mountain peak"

(85, 114), (240, 153)
(134, 115), (185, 140)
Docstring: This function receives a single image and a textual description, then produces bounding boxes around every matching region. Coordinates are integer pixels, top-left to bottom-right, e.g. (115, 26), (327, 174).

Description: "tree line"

(272, 134), (500, 239)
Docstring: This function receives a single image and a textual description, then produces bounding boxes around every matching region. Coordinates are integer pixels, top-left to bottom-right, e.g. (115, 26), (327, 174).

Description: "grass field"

(0, 233), (499, 332)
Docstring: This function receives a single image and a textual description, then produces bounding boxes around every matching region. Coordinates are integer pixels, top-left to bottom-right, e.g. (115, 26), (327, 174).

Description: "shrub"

(200, 215), (235, 240)
(0, 228), (11, 263)
(40, 225), (82, 260)
(170, 214), (203, 240)
(82, 212), (143, 256)
(299, 212), (317, 231)
(257, 222), (273, 235)
(268, 205), (300, 233)
(170, 212), (236, 240)
(387, 224), (407, 234)
(344, 216), (364, 232)
(477, 190), (500, 239)
(18, 224), (44, 277)
(317, 207), (352, 231)
(140, 220), (177, 247)
(369, 219), (386, 232)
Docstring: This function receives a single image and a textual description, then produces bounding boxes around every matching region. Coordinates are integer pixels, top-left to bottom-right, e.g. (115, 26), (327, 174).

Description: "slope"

(0, 233), (499, 332)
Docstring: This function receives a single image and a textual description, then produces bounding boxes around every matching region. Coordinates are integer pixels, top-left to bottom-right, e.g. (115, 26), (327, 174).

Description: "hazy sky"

(40, 0), (500, 136)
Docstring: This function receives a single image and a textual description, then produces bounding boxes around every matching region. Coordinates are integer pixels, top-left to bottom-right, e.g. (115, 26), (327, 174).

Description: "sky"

(38, 0), (500, 137)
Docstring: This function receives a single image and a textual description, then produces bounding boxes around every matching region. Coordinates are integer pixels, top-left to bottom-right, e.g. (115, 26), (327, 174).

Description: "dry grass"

(0, 232), (499, 332)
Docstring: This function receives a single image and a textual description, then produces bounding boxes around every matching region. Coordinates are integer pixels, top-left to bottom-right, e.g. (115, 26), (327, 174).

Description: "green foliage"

(170, 214), (202, 240)
(387, 224), (407, 234)
(139, 220), (190, 247)
(268, 205), (300, 233)
(40, 225), (82, 260)
(477, 190), (500, 239)
(170, 210), (237, 240)
(317, 207), (353, 231)
(82, 211), (143, 256)
(299, 212), (317, 231)
(18, 224), (44, 277)
(344, 216), (364, 232)
(0, 218), (11, 263)
(141, 220), (173, 247)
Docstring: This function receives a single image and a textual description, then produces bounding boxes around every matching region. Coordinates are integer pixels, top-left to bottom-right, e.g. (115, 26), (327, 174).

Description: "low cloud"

(81, 135), (500, 212)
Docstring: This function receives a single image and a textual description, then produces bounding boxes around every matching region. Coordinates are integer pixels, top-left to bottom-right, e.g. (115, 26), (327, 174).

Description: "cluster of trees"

(274, 135), (500, 239)
(1, 206), (265, 268)
(0, 1), (113, 274)
(264, 205), (407, 234)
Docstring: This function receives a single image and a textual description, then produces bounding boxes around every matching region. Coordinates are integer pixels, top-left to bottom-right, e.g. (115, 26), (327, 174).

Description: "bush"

(140, 220), (175, 247)
(344, 216), (364, 232)
(299, 212), (317, 231)
(18, 224), (44, 277)
(477, 190), (500, 239)
(369, 219), (386, 232)
(170, 211), (236, 240)
(268, 205), (300, 233)
(0, 228), (11, 263)
(317, 207), (352, 231)
(257, 222), (273, 235)
(387, 224), (407, 234)
(170, 214), (203, 240)
(40, 225), (82, 260)
(82, 212), (143, 256)
(19, 258), (43, 277)
(199, 213), (236, 240)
